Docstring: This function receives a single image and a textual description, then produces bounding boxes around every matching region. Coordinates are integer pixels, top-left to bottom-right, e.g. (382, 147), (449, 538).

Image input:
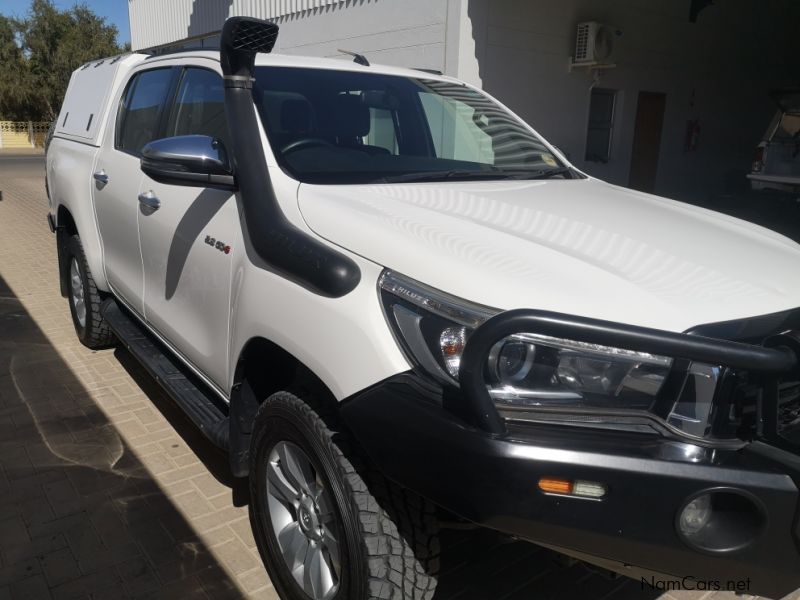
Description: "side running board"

(101, 299), (229, 449)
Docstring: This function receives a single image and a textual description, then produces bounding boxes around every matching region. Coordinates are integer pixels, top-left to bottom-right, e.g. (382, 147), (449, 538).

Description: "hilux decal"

(205, 235), (231, 255)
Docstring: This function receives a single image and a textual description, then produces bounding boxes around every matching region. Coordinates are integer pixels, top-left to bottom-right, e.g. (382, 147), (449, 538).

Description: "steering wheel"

(281, 137), (334, 154)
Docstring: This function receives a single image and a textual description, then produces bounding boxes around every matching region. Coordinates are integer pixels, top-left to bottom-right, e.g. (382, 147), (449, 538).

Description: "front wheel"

(249, 391), (439, 600)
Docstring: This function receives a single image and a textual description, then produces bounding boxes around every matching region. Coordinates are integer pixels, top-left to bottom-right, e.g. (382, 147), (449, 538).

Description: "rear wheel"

(249, 391), (439, 600)
(65, 235), (114, 349)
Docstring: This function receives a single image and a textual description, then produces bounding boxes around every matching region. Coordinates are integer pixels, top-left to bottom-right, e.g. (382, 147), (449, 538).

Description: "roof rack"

(139, 30), (222, 57)
(79, 52), (130, 70)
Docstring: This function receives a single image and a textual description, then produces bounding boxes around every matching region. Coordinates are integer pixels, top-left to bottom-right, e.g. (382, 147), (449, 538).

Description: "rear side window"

(166, 68), (231, 149)
(116, 68), (173, 155)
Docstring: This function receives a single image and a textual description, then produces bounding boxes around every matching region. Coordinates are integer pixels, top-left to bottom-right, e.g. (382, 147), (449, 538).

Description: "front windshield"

(252, 66), (575, 184)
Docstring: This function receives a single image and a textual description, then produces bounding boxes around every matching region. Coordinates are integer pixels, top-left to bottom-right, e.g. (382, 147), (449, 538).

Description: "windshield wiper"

(377, 167), (575, 184)
(512, 167), (573, 180)
(377, 170), (514, 184)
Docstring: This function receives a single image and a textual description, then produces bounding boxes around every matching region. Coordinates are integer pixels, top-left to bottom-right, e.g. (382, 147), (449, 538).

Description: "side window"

(116, 68), (173, 155)
(166, 68), (231, 149)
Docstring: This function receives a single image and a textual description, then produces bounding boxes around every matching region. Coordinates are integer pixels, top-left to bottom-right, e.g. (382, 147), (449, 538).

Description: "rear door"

(94, 67), (176, 312)
(137, 65), (237, 391)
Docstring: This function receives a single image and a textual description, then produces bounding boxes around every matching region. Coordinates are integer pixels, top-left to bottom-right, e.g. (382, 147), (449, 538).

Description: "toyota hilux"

(46, 17), (800, 600)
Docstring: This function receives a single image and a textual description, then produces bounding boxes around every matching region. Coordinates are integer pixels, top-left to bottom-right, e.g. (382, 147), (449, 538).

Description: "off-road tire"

(66, 235), (115, 349)
(249, 391), (440, 600)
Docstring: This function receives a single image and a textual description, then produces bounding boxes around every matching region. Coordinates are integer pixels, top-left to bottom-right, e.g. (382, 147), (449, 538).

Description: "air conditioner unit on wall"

(574, 21), (616, 64)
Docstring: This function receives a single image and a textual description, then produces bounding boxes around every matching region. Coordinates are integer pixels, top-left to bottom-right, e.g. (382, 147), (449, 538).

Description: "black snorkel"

(220, 17), (361, 297)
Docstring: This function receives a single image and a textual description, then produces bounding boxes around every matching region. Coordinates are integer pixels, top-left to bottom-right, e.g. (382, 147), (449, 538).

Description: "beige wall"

(0, 122), (49, 149)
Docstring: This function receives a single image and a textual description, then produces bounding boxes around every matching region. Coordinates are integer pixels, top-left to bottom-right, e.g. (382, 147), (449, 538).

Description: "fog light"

(678, 493), (712, 535)
(676, 489), (766, 553)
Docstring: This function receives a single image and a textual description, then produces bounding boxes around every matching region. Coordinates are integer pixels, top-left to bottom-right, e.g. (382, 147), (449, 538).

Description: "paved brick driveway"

(0, 155), (796, 600)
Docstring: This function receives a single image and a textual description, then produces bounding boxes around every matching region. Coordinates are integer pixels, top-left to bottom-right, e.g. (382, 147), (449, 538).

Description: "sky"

(0, 0), (131, 45)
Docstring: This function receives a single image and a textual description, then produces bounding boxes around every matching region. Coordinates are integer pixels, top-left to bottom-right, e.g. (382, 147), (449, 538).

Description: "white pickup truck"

(46, 17), (800, 600)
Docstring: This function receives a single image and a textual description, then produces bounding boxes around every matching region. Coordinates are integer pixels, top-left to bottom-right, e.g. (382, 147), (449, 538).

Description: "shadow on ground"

(0, 274), (243, 599)
(114, 348), (250, 506)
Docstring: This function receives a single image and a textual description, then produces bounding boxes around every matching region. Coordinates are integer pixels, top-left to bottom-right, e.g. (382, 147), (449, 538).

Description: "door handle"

(93, 170), (109, 184)
(138, 191), (161, 211)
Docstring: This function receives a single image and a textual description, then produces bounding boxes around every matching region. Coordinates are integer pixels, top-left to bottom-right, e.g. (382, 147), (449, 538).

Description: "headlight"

(379, 270), (722, 441)
(379, 270), (494, 383)
(487, 333), (673, 411)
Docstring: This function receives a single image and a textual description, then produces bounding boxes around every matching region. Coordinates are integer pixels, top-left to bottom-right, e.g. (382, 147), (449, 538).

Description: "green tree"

(0, 15), (35, 120)
(0, 0), (125, 121)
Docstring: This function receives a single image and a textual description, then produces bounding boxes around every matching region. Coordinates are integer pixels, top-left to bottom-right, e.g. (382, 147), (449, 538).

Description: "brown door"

(628, 92), (666, 193)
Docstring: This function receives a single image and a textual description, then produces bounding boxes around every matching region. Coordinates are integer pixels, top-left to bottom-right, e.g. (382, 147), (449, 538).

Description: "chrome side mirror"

(141, 135), (236, 189)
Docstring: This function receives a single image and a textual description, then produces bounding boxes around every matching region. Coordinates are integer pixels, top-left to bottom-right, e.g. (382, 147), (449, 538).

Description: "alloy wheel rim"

(69, 258), (86, 328)
(266, 441), (341, 600)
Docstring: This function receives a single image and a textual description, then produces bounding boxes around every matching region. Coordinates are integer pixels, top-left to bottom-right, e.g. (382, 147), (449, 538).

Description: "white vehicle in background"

(45, 17), (800, 600)
(749, 89), (800, 194)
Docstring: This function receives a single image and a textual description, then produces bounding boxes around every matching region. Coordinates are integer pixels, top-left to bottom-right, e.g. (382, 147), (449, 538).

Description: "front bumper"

(341, 308), (800, 598)
(341, 375), (800, 598)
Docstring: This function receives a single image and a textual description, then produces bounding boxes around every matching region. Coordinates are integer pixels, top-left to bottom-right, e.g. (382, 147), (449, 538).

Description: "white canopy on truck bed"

(55, 54), (146, 146)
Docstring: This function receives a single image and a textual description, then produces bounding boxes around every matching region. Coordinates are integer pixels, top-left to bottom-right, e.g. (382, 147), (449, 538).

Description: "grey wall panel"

(129, 0), (347, 49)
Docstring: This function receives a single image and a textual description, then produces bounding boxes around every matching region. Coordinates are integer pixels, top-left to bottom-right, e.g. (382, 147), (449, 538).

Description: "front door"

(94, 67), (175, 312)
(137, 66), (236, 391)
(628, 91), (666, 193)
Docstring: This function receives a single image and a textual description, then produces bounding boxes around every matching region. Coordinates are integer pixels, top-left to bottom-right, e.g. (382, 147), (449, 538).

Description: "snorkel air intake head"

(221, 17), (278, 83)
(219, 17), (361, 298)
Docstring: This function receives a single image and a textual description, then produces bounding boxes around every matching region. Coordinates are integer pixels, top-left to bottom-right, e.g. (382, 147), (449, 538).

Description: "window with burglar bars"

(585, 88), (617, 163)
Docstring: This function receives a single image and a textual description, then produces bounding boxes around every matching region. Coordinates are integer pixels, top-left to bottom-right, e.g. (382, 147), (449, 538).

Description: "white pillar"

(444, 0), (487, 88)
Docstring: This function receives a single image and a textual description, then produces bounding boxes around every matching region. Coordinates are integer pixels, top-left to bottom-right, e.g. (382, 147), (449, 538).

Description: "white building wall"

(271, 0), (453, 73)
(129, 0), (347, 49)
(129, 0), (457, 75)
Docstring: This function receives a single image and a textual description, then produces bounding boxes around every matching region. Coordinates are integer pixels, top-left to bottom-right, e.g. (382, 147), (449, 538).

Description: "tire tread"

(67, 235), (114, 349)
(254, 391), (439, 600)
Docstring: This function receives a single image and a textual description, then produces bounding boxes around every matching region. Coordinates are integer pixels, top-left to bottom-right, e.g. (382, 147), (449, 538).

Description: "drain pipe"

(219, 17), (361, 298)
